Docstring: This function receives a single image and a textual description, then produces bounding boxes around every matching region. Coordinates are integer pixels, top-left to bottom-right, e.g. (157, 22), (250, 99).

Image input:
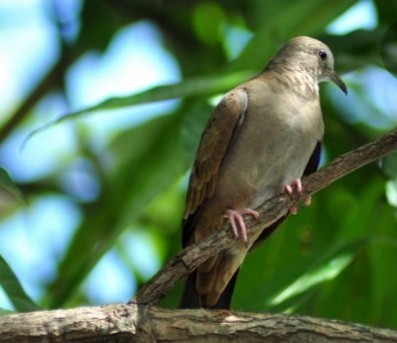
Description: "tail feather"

(180, 271), (201, 308)
(180, 269), (240, 309)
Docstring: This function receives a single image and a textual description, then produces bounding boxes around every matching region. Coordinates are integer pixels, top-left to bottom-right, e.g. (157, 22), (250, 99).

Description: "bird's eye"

(318, 49), (327, 61)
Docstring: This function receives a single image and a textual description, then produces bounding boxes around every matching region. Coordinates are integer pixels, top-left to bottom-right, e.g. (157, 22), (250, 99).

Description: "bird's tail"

(179, 269), (240, 309)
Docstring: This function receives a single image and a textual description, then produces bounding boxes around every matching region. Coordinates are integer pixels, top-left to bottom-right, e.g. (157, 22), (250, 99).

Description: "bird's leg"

(225, 208), (260, 242)
(284, 179), (311, 214)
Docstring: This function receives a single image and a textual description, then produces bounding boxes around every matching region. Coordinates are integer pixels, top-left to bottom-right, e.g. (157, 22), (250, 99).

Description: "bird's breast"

(217, 83), (323, 210)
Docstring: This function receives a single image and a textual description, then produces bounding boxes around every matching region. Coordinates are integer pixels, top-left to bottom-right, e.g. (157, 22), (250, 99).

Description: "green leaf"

(0, 255), (40, 312)
(265, 237), (372, 313)
(268, 253), (353, 307)
(26, 70), (253, 143)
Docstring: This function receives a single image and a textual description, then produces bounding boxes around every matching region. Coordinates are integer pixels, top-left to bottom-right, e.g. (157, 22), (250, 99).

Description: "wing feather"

(182, 88), (248, 246)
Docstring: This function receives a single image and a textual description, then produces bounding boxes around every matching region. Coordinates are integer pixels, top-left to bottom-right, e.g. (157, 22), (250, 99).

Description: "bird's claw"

(284, 179), (311, 214)
(226, 208), (259, 243)
(284, 179), (303, 197)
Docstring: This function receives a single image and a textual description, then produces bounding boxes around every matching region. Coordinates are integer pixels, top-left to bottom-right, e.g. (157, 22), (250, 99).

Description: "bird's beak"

(329, 71), (348, 95)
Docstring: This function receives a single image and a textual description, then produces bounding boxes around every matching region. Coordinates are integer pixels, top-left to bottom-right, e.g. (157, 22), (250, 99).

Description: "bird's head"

(271, 36), (348, 95)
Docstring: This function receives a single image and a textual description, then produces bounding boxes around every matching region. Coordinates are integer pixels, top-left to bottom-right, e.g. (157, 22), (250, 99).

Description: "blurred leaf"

(268, 254), (352, 307)
(374, 0), (397, 25)
(267, 237), (370, 310)
(0, 308), (15, 316)
(0, 168), (25, 204)
(366, 205), (397, 328)
(27, 70), (253, 142)
(0, 255), (39, 312)
(192, 1), (225, 45)
(231, 0), (356, 71)
(382, 151), (397, 179)
(321, 29), (387, 71)
(77, 1), (132, 52)
(385, 179), (397, 207)
(44, 113), (185, 308)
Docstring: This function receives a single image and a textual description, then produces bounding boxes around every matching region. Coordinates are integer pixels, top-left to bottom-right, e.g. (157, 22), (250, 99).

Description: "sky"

(0, 0), (380, 309)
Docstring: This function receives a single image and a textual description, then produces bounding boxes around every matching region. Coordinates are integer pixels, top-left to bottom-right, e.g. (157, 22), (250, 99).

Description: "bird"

(179, 36), (347, 309)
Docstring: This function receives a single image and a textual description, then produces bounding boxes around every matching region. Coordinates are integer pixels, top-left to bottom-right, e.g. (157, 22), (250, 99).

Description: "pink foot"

(284, 179), (311, 214)
(225, 208), (259, 242)
(284, 179), (303, 197)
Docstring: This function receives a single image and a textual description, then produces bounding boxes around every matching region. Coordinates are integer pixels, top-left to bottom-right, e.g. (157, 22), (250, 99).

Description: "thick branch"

(0, 304), (396, 343)
(134, 128), (397, 305)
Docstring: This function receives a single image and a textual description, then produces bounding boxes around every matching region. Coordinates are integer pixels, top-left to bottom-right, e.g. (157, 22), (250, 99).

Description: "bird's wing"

(182, 88), (248, 247)
(303, 140), (322, 176)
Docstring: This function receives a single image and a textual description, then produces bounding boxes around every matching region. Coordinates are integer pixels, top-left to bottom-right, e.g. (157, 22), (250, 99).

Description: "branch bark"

(134, 128), (397, 305)
(1, 303), (397, 343)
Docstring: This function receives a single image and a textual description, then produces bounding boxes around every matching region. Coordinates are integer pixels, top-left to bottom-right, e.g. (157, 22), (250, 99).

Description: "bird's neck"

(264, 60), (319, 99)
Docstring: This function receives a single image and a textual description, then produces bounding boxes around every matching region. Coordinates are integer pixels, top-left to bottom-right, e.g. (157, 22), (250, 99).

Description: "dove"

(180, 36), (347, 309)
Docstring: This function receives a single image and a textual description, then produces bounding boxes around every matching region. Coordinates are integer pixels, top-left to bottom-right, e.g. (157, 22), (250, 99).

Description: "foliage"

(1, 0), (397, 330)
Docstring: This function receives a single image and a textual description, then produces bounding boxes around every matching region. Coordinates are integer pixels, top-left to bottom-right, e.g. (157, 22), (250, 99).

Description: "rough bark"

(1, 303), (397, 343)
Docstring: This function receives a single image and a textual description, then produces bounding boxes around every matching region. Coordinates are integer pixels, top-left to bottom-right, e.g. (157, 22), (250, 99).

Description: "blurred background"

(1, 0), (397, 329)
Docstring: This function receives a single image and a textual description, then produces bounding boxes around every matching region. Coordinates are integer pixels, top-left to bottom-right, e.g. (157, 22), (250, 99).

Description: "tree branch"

(1, 303), (397, 343)
(133, 128), (397, 305)
(1, 129), (397, 343)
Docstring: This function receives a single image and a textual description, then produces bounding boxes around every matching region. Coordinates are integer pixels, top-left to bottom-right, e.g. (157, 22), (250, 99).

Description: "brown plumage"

(180, 36), (347, 309)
